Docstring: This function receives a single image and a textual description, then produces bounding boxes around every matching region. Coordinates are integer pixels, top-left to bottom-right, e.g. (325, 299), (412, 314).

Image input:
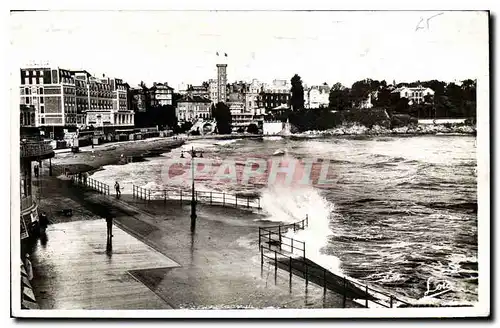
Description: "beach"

(49, 137), (185, 175)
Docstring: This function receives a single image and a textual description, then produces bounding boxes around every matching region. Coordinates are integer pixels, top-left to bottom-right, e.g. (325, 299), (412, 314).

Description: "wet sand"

(49, 137), (185, 175)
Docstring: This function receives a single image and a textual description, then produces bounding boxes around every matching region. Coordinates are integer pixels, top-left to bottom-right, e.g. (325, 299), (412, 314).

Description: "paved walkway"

(30, 220), (177, 309)
(29, 176), (361, 309)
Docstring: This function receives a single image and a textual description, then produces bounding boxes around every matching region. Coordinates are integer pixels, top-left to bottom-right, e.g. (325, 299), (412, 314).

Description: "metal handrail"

(260, 244), (411, 308)
(257, 214), (411, 308)
(71, 175), (110, 195)
(132, 185), (262, 209)
(258, 215), (309, 257)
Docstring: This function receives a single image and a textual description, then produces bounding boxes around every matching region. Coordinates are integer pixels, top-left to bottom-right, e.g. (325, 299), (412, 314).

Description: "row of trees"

(327, 78), (477, 119)
(289, 74), (477, 119)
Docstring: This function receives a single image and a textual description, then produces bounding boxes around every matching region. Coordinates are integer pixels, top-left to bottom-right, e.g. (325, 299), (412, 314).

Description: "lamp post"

(181, 146), (203, 232)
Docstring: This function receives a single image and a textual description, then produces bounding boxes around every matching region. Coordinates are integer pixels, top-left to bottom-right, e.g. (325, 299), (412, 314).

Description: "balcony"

(20, 140), (55, 160)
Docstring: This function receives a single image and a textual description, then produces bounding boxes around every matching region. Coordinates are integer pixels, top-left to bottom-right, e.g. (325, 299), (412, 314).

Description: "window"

(39, 87), (44, 94)
(40, 97), (44, 104)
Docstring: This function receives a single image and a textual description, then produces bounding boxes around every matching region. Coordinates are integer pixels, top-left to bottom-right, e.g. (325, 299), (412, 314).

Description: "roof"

(178, 95), (212, 103)
(150, 83), (174, 91)
(392, 85), (434, 93)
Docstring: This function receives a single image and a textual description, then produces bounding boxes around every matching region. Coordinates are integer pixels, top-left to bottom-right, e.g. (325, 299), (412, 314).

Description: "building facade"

(20, 105), (36, 128)
(20, 67), (78, 129)
(186, 83), (209, 99)
(176, 95), (212, 122)
(208, 79), (218, 104)
(306, 85), (330, 109)
(148, 82), (174, 106)
(392, 85), (435, 105)
(257, 92), (290, 109)
(19, 67), (134, 133)
(85, 76), (134, 128)
(216, 64), (228, 103)
(244, 79), (262, 112)
(230, 104), (265, 131)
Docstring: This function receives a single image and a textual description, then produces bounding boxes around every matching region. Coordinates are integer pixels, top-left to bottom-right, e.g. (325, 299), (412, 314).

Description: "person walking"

(39, 211), (48, 231)
(114, 181), (121, 198)
(25, 254), (33, 281)
(105, 217), (113, 239)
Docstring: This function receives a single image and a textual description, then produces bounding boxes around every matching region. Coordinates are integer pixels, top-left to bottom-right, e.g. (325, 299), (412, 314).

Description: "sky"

(10, 10), (489, 90)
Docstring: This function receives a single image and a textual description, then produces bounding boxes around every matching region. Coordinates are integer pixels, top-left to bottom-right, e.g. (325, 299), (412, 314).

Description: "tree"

(328, 83), (350, 111)
(373, 87), (392, 108)
(461, 79), (476, 118)
(213, 102), (232, 134)
(350, 79), (373, 108)
(179, 121), (193, 133)
(247, 123), (259, 134)
(395, 97), (410, 114)
(290, 74), (305, 111)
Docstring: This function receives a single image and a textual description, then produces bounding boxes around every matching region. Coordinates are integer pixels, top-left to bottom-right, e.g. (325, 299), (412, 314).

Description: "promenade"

(28, 175), (361, 310)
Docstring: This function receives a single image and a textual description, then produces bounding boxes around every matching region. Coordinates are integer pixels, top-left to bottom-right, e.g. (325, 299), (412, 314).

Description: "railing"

(20, 140), (54, 158)
(71, 175), (110, 195)
(260, 245), (411, 308)
(259, 216), (308, 258)
(133, 185), (151, 201)
(132, 185), (262, 210)
(258, 215), (412, 308)
(21, 195), (35, 212)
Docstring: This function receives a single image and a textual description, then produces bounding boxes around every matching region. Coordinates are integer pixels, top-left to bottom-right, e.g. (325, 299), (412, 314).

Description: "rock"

(391, 114), (418, 128)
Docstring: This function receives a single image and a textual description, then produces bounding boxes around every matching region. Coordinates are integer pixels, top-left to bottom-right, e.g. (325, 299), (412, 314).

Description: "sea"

(91, 135), (478, 304)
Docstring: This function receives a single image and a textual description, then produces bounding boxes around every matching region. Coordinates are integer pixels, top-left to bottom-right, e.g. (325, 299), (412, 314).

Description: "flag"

(216, 52), (219, 56)
(224, 53), (228, 57)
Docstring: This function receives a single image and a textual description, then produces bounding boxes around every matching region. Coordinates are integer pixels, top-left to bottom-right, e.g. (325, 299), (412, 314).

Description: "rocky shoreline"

(296, 123), (476, 137)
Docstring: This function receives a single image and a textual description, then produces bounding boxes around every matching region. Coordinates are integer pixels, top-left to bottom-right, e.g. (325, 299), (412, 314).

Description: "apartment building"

(19, 67), (134, 134)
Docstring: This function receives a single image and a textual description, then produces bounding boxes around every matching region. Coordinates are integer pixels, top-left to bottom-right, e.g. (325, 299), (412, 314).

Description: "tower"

(216, 64), (227, 103)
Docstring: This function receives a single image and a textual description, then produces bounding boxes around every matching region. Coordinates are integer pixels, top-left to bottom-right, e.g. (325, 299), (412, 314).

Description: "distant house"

(148, 82), (174, 106)
(359, 92), (375, 109)
(186, 83), (210, 99)
(306, 84), (330, 109)
(392, 85), (434, 105)
(175, 95), (212, 122)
